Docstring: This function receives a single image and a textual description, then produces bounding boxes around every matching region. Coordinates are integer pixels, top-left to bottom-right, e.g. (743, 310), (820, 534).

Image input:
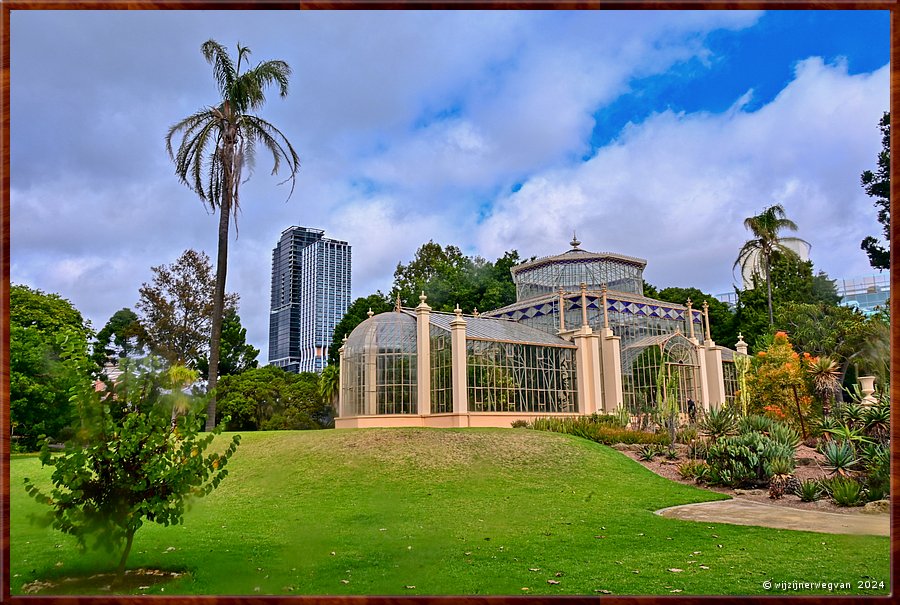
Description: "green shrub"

(821, 440), (858, 477)
(862, 404), (890, 442)
(675, 425), (699, 444)
(825, 476), (865, 507)
(665, 447), (678, 460)
(530, 417), (669, 446)
(768, 422), (801, 448)
(861, 443), (890, 501)
(677, 459), (708, 480)
(793, 479), (823, 502)
(704, 431), (797, 488)
(510, 419), (529, 428)
(835, 402), (865, 429)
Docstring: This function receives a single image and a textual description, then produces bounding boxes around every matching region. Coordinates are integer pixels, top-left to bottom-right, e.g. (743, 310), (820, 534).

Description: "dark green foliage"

(91, 308), (146, 368)
(327, 293), (393, 365)
(860, 443), (890, 501)
(22, 346), (240, 579)
(794, 479), (823, 502)
(824, 476), (865, 507)
(509, 419), (528, 428)
(862, 403), (890, 442)
(196, 309), (259, 379)
(860, 111), (890, 270)
(216, 365), (328, 431)
(10, 285), (91, 451)
(391, 242), (520, 313)
(821, 440), (858, 477)
(698, 406), (738, 441)
(529, 417), (670, 446)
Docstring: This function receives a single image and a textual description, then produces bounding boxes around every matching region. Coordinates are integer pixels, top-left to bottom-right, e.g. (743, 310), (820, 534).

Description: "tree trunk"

(115, 527), (137, 583)
(764, 253), (774, 326)
(206, 125), (235, 432)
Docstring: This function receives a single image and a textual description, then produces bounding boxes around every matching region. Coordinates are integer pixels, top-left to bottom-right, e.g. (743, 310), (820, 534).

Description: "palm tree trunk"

(764, 253), (774, 325)
(206, 128), (235, 431)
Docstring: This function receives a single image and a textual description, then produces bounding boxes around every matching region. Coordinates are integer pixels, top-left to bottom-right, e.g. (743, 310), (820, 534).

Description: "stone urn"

(858, 376), (877, 406)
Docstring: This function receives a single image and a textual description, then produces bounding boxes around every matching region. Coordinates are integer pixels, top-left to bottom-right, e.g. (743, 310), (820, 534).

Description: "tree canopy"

(860, 111), (890, 270)
(137, 249), (238, 369)
(10, 285), (91, 450)
(216, 366), (329, 431)
(196, 309), (259, 379)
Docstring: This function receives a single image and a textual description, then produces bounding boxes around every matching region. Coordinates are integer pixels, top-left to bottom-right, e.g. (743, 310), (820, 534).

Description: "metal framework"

(466, 340), (577, 413)
(621, 333), (700, 415)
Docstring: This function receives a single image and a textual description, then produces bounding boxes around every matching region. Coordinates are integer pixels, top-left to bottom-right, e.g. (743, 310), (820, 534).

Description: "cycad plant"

(167, 40), (301, 430)
(767, 456), (796, 499)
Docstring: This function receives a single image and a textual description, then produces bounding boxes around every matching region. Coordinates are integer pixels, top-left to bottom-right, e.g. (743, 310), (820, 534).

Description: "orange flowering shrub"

(747, 332), (814, 434)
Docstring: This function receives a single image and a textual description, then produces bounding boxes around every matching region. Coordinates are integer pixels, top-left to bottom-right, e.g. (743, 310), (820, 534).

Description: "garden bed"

(616, 443), (881, 515)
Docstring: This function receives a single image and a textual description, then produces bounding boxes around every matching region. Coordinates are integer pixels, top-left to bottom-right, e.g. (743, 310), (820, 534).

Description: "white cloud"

(478, 58), (889, 295)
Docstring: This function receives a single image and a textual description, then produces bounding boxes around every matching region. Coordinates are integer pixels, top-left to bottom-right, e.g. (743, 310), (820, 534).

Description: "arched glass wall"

(342, 312), (417, 416)
(621, 333), (700, 417)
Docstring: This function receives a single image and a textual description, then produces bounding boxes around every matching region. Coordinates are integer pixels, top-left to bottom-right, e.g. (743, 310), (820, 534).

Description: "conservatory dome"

(342, 311), (418, 416)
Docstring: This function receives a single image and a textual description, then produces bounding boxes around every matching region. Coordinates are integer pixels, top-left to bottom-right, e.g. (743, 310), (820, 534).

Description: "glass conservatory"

(336, 237), (740, 429)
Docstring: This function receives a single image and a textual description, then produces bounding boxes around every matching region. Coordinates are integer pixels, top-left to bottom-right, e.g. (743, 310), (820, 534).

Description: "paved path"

(656, 498), (889, 536)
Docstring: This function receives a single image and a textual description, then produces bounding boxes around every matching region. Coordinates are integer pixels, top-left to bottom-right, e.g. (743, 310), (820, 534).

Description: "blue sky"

(9, 10), (890, 359)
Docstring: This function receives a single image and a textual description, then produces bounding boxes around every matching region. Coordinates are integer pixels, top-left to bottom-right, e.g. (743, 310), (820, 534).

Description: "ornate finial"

(686, 298), (692, 308)
(454, 303), (462, 318)
(367, 308), (374, 318)
(570, 231), (581, 249)
(473, 307), (479, 317)
(395, 293), (402, 312)
(702, 299), (709, 310)
(343, 334), (348, 342)
(736, 332), (745, 343)
(419, 291), (427, 304)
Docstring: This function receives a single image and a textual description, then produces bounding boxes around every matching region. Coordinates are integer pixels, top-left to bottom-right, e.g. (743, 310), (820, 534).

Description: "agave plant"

(821, 440), (858, 477)
(793, 478), (823, 502)
(699, 406), (739, 441)
(822, 422), (874, 448)
(836, 402), (866, 429)
(768, 422), (801, 448)
(826, 476), (865, 507)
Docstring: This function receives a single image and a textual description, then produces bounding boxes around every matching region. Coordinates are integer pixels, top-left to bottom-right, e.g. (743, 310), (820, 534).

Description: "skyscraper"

(269, 226), (351, 373)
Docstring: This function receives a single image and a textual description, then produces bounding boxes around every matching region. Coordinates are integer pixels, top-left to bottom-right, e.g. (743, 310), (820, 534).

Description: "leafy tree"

(734, 204), (810, 325)
(196, 309), (259, 379)
(137, 249), (238, 369)
(391, 241), (520, 313)
(319, 364), (340, 412)
(23, 344), (240, 582)
(10, 285), (91, 450)
(735, 254), (839, 351)
(775, 301), (885, 395)
(91, 308), (146, 369)
(860, 111), (890, 270)
(216, 366), (328, 431)
(650, 286), (737, 347)
(327, 293), (393, 365)
(167, 39), (300, 431)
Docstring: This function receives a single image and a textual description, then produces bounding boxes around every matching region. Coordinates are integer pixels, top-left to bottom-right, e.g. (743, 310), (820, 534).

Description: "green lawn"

(10, 428), (890, 596)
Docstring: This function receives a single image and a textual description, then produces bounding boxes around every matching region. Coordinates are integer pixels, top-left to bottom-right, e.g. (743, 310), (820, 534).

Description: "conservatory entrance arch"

(621, 333), (702, 418)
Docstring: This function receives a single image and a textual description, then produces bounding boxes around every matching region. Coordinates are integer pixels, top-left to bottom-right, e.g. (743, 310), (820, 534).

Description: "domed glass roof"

(344, 311), (418, 357)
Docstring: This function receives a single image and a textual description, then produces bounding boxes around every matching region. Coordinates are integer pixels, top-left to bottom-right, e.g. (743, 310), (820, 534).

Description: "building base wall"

(335, 412), (584, 429)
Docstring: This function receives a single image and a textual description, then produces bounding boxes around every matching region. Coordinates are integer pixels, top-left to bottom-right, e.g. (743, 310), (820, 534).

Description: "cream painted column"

(450, 305), (468, 415)
(704, 345), (727, 409)
(415, 292), (432, 416)
(337, 337), (346, 418)
(596, 285), (623, 413)
(573, 328), (601, 415)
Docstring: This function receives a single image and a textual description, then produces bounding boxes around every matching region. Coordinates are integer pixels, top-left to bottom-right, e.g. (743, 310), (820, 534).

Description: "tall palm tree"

(166, 40), (300, 430)
(733, 204), (809, 325)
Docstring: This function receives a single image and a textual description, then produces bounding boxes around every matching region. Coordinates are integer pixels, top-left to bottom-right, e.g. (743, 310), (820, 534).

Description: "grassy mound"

(11, 428), (889, 596)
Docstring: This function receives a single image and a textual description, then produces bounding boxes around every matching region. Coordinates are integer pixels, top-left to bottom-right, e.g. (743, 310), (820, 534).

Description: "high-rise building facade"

(269, 226), (351, 373)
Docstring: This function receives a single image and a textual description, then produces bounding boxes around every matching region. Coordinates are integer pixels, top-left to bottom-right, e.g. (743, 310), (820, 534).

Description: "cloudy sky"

(10, 10), (889, 360)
